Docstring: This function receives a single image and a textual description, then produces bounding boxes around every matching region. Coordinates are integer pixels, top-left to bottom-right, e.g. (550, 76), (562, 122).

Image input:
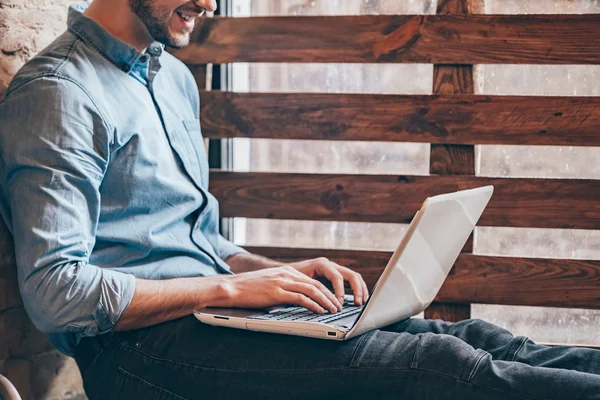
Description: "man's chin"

(155, 31), (191, 48)
(167, 30), (192, 48)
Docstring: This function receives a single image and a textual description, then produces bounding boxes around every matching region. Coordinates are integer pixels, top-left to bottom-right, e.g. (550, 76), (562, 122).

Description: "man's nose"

(193, 0), (217, 12)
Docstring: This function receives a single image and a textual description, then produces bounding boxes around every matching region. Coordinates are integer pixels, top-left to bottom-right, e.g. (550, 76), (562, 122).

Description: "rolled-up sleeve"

(0, 77), (135, 336)
(217, 234), (249, 262)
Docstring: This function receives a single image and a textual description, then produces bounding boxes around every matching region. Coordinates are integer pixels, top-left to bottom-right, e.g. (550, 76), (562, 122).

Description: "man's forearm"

(115, 253), (344, 331)
(225, 252), (284, 273)
(115, 253), (281, 331)
(114, 275), (230, 331)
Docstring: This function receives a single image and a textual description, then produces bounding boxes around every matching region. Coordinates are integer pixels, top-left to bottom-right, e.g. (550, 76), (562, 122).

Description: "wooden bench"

(170, 0), (600, 330)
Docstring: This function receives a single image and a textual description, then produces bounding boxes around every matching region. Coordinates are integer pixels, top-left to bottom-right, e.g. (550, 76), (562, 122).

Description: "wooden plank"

(199, 91), (600, 146)
(423, 304), (471, 322)
(186, 64), (210, 90)
(172, 15), (600, 64)
(436, 0), (484, 14)
(425, 0), (480, 323)
(244, 247), (600, 310)
(210, 171), (600, 230)
(430, 143), (475, 176)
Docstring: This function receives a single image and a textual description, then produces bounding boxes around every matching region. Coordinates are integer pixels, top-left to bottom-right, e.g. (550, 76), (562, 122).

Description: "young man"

(0, 1), (599, 398)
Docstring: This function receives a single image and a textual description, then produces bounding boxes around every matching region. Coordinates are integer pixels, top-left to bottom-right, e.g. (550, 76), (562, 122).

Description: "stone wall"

(0, 0), (85, 398)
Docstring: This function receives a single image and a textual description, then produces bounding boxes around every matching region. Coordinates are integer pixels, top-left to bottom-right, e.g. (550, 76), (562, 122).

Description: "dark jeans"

(74, 316), (600, 399)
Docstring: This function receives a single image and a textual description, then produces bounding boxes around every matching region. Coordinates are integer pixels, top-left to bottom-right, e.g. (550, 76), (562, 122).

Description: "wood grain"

(423, 304), (471, 322)
(244, 247), (600, 309)
(199, 91), (600, 146)
(172, 15), (600, 64)
(436, 0), (484, 14)
(429, 144), (475, 176)
(186, 64), (209, 91)
(427, 0), (477, 322)
(209, 171), (600, 230)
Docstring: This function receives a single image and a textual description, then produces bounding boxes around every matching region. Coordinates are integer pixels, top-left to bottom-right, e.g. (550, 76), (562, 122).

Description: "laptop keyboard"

(248, 297), (363, 325)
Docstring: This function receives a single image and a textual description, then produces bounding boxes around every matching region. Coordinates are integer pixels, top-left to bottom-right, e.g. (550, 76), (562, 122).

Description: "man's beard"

(128, 0), (192, 48)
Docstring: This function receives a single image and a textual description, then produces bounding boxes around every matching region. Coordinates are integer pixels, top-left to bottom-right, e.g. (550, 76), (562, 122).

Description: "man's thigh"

(80, 316), (423, 399)
(79, 316), (536, 400)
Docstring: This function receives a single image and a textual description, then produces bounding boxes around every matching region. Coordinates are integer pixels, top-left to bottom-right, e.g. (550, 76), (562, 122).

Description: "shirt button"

(148, 44), (162, 57)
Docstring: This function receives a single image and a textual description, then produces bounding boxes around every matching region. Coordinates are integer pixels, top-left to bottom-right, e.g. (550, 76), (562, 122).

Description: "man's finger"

(289, 266), (342, 310)
(361, 276), (369, 302)
(336, 265), (366, 306)
(282, 291), (324, 314)
(283, 282), (338, 313)
(320, 266), (345, 306)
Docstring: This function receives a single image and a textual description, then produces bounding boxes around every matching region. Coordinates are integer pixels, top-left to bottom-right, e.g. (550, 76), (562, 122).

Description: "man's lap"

(77, 316), (449, 398)
(76, 316), (600, 400)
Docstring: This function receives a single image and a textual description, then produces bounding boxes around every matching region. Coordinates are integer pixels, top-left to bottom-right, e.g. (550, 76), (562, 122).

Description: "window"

(226, 0), (600, 345)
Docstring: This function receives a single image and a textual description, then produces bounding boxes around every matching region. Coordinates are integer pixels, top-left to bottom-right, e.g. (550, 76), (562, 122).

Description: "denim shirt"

(0, 3), (247, 356)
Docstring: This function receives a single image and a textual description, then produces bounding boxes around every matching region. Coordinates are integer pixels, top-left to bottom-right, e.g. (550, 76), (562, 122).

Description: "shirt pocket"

(182, 119), (209, 187)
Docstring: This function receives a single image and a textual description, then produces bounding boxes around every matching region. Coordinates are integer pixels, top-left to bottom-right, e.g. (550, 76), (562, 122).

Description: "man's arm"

(225, 252), (283, 273)
(0, 78), (366, 336)
(225, 253), (370, 307)
(114, 276), (228, 330)
(115, 252), (370, 331)
(0, 77), (136, 336)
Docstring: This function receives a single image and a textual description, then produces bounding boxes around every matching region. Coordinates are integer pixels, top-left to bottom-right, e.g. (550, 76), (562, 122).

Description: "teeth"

(178, 12), (193, 22)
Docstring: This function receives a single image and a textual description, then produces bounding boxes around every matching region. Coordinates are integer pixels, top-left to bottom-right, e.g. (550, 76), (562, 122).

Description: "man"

(0, 0), (599, 398)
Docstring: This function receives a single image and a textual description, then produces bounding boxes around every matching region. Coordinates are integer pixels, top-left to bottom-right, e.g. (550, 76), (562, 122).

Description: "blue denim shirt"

(0, 3), (247, 356)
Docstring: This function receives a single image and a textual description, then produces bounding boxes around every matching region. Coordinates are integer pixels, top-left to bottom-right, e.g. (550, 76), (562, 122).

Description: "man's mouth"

(176, 10), (196, 22)
(173, 5), (206, 33)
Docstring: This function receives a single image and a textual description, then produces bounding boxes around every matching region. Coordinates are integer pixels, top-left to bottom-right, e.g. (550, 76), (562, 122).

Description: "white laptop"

(194, 186), (494, 340)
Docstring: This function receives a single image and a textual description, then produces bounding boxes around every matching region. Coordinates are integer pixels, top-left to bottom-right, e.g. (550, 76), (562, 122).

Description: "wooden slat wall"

(244, 247), (600, 310)
(210, 172), (600, 230)
(172, 14), (600, 64)
(173, 6), (600, 322)
(198, 91), (600, 146)
(186, 64), (210, 92)
(424, 0), (477, 322)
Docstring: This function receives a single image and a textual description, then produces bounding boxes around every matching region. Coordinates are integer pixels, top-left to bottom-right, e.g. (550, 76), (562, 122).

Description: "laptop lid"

(346, 185), (493, 338)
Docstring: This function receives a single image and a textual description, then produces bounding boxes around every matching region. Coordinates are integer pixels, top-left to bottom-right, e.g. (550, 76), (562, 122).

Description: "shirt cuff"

(218, 234), (249, 262)
(91, 268), (136, 335)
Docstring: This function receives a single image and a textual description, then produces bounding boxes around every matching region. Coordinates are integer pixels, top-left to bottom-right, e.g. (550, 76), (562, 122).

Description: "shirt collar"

(67, 2), (165, 74)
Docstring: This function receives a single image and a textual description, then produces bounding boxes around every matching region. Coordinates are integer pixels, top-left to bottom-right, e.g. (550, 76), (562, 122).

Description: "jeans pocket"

(115, 367), (191, 400)
(410, 332), (488, 382)
(116, 326), (151, 350)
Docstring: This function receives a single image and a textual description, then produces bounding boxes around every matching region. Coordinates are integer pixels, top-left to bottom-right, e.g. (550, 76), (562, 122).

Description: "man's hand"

(115, 255), (369, 331)
(221, 266), (342, 314)
(221, 256), (369, 314)
(289, 258), (369, 307)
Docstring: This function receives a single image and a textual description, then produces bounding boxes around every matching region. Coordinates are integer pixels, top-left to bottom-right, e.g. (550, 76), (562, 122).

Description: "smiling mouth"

(176, 11), (195, 22)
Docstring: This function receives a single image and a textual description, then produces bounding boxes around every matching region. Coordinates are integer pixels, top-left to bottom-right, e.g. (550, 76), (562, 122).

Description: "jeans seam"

(367, 368), (540, 400)
(119, 342), (353, 373)
(113, 344), (540, 400)
(459, 380), (539, 400)
(511, 337), (528, 362)
(114, 367), (125, 399)
(91, 339), (113, 400)
(135, 329), (151, 349)
(117, 367), (190, 400)
(349, 331), (373, 368)
(467, 350), (487, 382)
